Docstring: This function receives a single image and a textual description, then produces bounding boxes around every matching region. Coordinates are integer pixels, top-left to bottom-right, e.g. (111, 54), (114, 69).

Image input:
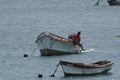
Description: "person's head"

(77, 31), (81, 36)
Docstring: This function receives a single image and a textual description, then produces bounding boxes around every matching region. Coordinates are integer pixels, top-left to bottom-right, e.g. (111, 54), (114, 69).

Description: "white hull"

(35, 32), (79, 56)
(59, 60), (113, 76)
(61, 64), (112, 75)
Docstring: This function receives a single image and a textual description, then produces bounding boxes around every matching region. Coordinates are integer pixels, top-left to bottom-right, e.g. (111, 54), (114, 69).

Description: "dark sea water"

(0, 0), (120, 80)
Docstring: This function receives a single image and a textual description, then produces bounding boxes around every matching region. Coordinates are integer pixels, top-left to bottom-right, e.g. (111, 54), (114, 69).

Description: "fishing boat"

(35, 32), (94, 56)
(107, 0), (120, 5)
(117, 34), (120, 37)
(59, 60), (113, 76)
(95, 0), (120, 6)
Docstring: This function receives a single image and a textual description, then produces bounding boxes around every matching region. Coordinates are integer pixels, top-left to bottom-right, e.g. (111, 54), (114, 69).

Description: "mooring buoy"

(24, 54), (28, 57)
(38, 74), (43, 78)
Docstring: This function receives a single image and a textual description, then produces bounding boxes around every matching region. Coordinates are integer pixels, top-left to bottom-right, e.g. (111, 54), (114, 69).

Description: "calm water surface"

(0, 0), (120, 80)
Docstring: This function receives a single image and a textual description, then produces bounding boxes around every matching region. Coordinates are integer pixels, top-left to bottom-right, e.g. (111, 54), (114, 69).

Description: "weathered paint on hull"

(36, 32), (78, 56)
(40, 48), (78, 56)
(64, 69), (111, 76)
(62, 65), (112, 76)
(60, 61), (113, 76)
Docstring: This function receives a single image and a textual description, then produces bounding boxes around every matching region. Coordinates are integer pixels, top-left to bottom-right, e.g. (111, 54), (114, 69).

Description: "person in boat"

(68, 31), (85, 51)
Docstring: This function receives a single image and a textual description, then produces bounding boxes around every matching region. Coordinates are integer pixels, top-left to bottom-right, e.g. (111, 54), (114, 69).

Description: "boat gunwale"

(59, 60), (113, 68)
(35, 32), (74, 46)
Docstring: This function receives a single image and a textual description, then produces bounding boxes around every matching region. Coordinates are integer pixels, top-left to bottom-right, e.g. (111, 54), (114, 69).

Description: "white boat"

(59, 60), (113, 76)
(35, 32), (93, 56)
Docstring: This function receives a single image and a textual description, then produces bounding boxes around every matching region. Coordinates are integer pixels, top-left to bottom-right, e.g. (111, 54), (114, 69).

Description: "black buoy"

(24, 54), (28, 57)
(38, 74), (43, 78)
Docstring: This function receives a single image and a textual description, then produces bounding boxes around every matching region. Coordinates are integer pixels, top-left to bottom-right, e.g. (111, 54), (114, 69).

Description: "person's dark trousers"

(78, 44), (85, 51)
(72, 40), (85, 51)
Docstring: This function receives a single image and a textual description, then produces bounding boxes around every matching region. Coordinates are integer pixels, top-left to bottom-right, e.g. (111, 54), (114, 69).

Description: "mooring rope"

(29, 44), (39, 57)
(23, 43), (39, 57)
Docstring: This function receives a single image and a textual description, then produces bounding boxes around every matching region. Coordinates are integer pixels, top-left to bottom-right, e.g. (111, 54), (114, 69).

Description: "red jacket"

(70, 33), (81, 43)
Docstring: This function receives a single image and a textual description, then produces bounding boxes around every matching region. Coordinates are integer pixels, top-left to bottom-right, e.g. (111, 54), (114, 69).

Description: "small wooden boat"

(59, 60), (113, 76)
(107, 0), (120, 6)
(95, 0), (120, 6)
(117, 34), (120, 37)
(35, 32), (93, 56)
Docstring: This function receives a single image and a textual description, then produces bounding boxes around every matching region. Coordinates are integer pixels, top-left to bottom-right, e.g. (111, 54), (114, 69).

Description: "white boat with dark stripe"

(59, 60), (113, 76)
(35, 32), (93, 56)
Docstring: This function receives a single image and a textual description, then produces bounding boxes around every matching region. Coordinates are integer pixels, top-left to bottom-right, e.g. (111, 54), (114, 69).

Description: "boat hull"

(59, 61), (113, 76)
(40, 48), (77, 56)
(108, 0), (120, 6)
(35, 32), (79, 56)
